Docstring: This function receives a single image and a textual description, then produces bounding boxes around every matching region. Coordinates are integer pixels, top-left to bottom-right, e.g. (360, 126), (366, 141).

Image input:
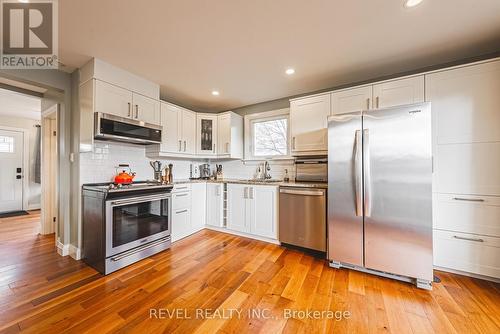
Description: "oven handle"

(110, 236), (170, 262)
(108, 194), (171, 207)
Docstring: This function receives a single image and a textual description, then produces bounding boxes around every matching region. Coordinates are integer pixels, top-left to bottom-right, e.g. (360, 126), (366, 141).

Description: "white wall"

(0, 115), (41, 209)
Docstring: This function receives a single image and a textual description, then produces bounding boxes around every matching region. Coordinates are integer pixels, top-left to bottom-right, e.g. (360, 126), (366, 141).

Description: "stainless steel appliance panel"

(295, 157), (328, 182)
(279, 187), (326, 251)
(95, 112), (162, 145)
(363, 103), (433, 281)
(105, 193), (171, 257)
(327, 112), (364, 266)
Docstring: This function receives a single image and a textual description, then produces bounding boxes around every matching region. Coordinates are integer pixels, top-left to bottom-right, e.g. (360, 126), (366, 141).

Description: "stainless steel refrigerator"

(327, 102), (433, 289)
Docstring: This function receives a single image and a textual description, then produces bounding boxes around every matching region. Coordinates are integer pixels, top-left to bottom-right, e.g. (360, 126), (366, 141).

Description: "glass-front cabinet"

(196, 114), (218, 155)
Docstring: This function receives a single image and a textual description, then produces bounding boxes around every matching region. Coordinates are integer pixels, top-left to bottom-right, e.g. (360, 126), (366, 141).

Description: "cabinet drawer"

(173, 184), (191, 193)
(172, 191), (191, 210)
(434, 194), (500, 237)
(433, 229), (500, 278)
(435, 142), (500, 195)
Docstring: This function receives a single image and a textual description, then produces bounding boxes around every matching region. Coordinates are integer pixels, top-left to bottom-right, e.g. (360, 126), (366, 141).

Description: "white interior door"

(0, 129), (24, 213)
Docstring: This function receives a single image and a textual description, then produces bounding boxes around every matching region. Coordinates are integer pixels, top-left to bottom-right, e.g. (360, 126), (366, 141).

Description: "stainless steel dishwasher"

(279, 187), (327, 251)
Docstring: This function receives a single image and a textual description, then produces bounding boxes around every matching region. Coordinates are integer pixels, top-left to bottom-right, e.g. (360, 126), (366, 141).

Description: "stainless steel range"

(82, 181), (173, 274)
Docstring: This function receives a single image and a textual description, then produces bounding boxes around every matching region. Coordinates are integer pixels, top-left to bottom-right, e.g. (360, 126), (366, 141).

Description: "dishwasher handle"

(280, 188), (325, 196)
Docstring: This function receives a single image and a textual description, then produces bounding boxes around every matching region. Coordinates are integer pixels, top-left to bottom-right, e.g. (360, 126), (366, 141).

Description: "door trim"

(0, 125), (29, 212)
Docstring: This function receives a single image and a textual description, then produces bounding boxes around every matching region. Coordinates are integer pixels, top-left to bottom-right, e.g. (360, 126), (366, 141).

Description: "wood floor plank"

(1, 211), (499, 334)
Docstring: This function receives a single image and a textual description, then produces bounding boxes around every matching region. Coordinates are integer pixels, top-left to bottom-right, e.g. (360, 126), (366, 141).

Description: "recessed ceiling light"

(211, 90), (220, 96)
(285, 68), (295, 75)
(404, 0), (423, 8)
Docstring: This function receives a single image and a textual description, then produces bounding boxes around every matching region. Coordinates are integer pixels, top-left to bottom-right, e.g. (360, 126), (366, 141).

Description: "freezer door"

(363, 103), (433, 281)
(327, 112), (364, 266)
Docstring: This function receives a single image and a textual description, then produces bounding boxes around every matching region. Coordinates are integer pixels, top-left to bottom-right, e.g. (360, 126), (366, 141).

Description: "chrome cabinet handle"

(127, 102), (131, 117)
(175, 209), (188, 214)
(453, 235), (484, 243)
(178, 140), (182, 151)
(175, 193), (189, 197)
(244, 187), (248, 199)
(249, 187), (254, 199)
(226, 142), (229, 153)
(452, 197), (485, 202)
(292, 137), (296, 150)
(363, 129), (371, 217)
(213, 143), (215, 152)
(135, 105), (139, 119)
(184, 140), (186, 152)
(354, 130), (362, 216)
(376, 96), (379, 108)
(366, 98), (370, 110)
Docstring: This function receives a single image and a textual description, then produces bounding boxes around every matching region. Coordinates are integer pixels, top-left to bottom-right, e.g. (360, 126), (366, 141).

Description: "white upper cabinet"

(95, 80), (133, 119)
(331, 86), (372, 114)
(426, 60), (500, 144)
(181, 110), (196, 154)
(196, 114), (218, 155)
(217, 112), (243, 159)
(131, 93), (160, 125)
(159, 102), (181, 153)
(290, 93), (331, 154)
(93, 80), (160, 125)
(372, 76), (424, 109)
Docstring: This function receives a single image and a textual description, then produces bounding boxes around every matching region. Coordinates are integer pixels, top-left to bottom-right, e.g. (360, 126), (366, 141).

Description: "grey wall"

(0, 69), (72, 245)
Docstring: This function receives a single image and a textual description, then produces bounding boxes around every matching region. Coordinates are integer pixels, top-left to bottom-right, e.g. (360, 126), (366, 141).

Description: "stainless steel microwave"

(94, 112), (162, 145)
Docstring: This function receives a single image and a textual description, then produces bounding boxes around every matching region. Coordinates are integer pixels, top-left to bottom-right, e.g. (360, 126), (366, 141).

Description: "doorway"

(0, 128), (25, 213)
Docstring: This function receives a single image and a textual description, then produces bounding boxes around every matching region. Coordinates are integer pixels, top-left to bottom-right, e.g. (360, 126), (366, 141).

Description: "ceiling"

(59, 0), (500, 112)
(0, 88), (41, 120)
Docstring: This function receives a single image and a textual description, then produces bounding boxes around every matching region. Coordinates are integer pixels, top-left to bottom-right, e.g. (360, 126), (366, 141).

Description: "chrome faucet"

(264, 161), (272, 179)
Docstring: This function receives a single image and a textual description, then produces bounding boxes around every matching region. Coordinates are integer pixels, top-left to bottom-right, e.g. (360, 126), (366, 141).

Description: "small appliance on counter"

(114, 164), (136, 184)
(82, 181), (173, 274)
(190, 164), (200, 179)
(215, 164), (223, 179)
(200, 163), (211, 179)
(150, 160), (163, 182)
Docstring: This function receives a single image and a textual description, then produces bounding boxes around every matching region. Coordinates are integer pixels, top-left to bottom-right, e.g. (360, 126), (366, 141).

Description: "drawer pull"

(175, 209), (188, 214)
(453, 235), (484, 243)
(175, 193), (189, 197)
(452, 197), (484, 202)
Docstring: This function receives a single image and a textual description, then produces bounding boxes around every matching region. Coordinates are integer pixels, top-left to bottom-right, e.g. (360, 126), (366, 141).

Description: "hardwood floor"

(0, 211), (499, 333)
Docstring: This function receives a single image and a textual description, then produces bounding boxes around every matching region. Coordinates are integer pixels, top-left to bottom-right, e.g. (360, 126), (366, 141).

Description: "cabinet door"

(248, 185), (278, 239)
(217, 114), (231, 155)
(95, 80), (133, 118)
(373, 76), (424, 109)
(181, 110), (196, 154)
(132, 93), (160, 125)
(191, 182), (207, 231)
(331, 86), (372, 114)
(206, 184), (223, 227)
(196, 114), (218, 155)
(160, 103), (181, 153)
(227, 184), (248, 233)
(171, 208), (191, 242)
(290, 94), (330, 153)
(426, 60), (500, 144)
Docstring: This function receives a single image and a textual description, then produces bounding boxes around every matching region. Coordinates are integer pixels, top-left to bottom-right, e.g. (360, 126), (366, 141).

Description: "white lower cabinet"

(171, 183), (206, 242)
(226, 184), (278, 239)
(206, 183), (224, 227)
(433, 229), (500, 279)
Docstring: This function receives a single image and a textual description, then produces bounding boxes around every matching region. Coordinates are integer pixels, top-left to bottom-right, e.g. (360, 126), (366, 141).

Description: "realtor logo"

(1, 0), (58, 69)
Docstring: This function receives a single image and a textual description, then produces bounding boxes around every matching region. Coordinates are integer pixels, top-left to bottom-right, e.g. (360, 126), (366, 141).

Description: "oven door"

(105, 193), (171, 257)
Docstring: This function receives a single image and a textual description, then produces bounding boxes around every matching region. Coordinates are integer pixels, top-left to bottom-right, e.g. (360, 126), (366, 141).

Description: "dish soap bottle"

(283, 169), (290, 182)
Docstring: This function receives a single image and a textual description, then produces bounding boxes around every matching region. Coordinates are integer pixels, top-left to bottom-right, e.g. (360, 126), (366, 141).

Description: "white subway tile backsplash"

(80, 142), (296, 185)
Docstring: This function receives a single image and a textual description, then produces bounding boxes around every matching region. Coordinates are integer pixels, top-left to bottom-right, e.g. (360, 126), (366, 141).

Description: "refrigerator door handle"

(354, 130), (363, 216)
(363, 129), (372, 217)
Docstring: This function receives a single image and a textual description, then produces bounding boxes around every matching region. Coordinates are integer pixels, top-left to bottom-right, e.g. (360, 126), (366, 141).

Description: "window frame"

(244, 108), (292, 161)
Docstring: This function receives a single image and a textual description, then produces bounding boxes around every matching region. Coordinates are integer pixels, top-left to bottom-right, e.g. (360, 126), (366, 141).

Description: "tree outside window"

(252, 118), (288, 156)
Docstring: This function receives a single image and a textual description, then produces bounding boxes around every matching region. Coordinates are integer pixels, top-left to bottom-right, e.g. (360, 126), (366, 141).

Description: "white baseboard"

(434, 266), (500, 283)
(56, 240), (69, 256)
(204, 226), (280, 245)
(69, 244), (82, 260)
